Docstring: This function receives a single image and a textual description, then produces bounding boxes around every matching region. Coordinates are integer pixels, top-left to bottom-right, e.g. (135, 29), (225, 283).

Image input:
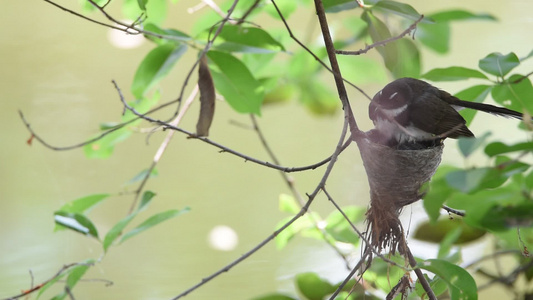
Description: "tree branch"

(336, 14), (424, 56)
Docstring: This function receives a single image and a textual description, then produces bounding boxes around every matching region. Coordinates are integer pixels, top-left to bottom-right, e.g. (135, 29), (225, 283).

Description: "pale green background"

(1, 1), (532, 299)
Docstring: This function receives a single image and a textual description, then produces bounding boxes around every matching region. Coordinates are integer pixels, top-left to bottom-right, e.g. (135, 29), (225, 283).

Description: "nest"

(356, 131), (444, 254)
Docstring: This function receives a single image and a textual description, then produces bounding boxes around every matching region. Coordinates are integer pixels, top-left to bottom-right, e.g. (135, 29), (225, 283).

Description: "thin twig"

(250, 115), (352, 269)
(113, 92), (341, 173)
(312, 0), (361, 138)
(336, 14), (424, 56)
(171, 99), (352, 299)
(120, 82), (199, 214)
(2, 263), (92, 300)
(405, 246), (437, 300)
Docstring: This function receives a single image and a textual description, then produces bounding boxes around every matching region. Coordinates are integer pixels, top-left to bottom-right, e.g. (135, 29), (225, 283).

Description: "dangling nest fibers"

(356, 131), (444, 254)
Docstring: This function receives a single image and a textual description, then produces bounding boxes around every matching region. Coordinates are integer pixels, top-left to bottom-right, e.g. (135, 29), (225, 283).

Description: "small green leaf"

(143, 23), (191, 44)
(325, 206), (365, 244)
(214, 25), (285, 54)
(138, 190), (156, 212)
(54, 212), (99, 239)
(415, 275), (449, 298)
(423, 67), (489, 81)
(423, 166), (459, 222)
(207, 51), (264, 115)
(373, 0), (427, 22)
(131, 43), (187, 98)
(446, 168), (489, 193)
(57, 194), (109, 214)
(279, 194), (300, 214)
(430, 10), (497, 22)
(137, 0), (148, 10)
(37, 269), (68, 299)
(120, 208), (189, 243)
(103, 214), (135, 252)
(296, 272), (336, 300)
(492, 74), (533, 115)
(457, 132), (491, 158)
(478, 52), (520, 77)
(485, 141), (533, 157)
(126, 168), (159, 185)
(66, 259), (94, 289)
(419, 259), (477, 300)
(323, 0), (358, 13)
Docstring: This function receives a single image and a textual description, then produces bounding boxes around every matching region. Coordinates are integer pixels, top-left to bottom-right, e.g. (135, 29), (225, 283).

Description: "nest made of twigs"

(356, 131), (444, 253)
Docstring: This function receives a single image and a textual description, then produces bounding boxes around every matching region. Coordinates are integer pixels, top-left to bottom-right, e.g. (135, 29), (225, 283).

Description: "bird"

(368, 77), (524, 149)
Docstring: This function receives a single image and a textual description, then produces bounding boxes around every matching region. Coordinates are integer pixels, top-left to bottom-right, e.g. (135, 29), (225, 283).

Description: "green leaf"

(295, 272), (336, 300)
(430, 10), (497, 22)
(454, 85), (492, 125)
(478, 52), (520, 77)
(325, 206), (365, 244)
(457, 132), (491, 158)
(423, 67), (489, 81)
(138, 190), (156, 212)
(83, 126), (132, 159)
(37, 269), (68, 299)
(54, 194), (109, 232)
(415, 275), (449, 298)
(214, 25), (285, 53)
(362, 11), (397, 73)
(485, 141), (533, 157)
(137, 0), (148, 10)
(391, 37), (420, 78)
(120, 208), (190, 243)
(446, 168), (489, 194)
(251, 294), (296, 300)
(323, 0), (358, 13)
(336, 55), (388, 85)
(103, 214), (135, 252)
(413, 219), (485, 254)
(373, 0), (426, 22)
(279, 194), (300, 214)
(131, 43), (187, 98)
(419, 259), (477, 300)
(143, 23), (191, 45)
(126, 168), (159, 185)
(492, 74), (533, 115)
(423, 166), (459, 222)
(416, 21), (450, 54)
(66, 260), (94, 289)
(54, 212), (99, 239)
(207, 51), (264, 115)
(57, 194), (109, 214)
(478, 202), (533, 231)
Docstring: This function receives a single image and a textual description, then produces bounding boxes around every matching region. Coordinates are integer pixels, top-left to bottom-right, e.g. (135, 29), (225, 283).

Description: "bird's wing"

(409, 93), (474, 138)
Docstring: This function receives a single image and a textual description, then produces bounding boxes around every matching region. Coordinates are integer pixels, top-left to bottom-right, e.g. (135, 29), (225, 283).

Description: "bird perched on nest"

(368, 77), (524, 150)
